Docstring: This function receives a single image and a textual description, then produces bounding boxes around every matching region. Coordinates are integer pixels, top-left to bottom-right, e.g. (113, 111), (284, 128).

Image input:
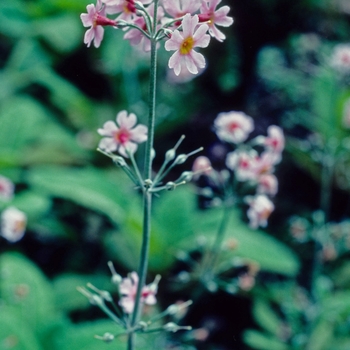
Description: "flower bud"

(177, 171), (193, 183)
(113, 156), (127, 167)
(163, 322), (178, 332)
(174, 154), (188, 165)
(144, 179), (153, 188)
(165, 149), (176, 162)
(102, 332), (114, 343)
(166, 182), (176, 191)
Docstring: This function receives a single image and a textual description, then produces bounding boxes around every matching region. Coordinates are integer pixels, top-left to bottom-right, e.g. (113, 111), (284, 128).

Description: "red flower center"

(114, 129), (130, 145)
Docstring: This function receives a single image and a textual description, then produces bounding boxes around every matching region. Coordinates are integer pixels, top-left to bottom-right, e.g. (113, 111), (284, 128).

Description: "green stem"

(207, 202), (231, 271)
(128, 3), (159, 349)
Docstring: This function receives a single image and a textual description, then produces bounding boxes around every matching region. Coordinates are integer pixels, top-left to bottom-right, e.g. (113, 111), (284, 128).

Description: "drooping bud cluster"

(80, 0), (233, 75)
(193, 111), (285, 229)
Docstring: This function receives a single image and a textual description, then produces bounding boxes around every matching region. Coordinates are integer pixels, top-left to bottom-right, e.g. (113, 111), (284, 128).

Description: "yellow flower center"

(180, 37), (195, 55)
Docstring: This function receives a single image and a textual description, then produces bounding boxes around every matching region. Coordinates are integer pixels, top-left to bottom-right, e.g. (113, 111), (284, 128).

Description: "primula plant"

(170, 111), (284, 295)
(78, 0), (234, 348)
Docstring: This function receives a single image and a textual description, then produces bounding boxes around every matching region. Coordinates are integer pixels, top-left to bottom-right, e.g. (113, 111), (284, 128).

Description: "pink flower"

(245, 194), (274, 229)
(253, 126), (284, 163)
(102, 0), (152, 20)
(330, 44), (350, 72)
(0, 176), (14, 201)
(119, 272), (159, 314)
(98, 110), (148, 157)
(163, 0), (201, 18)
(123, 4), (164, 52)
(214, 111), (254, 144)
(226, 150), (257, 181)
(198, 0), (234, 42)
(165, 14), (210, 76)
(1, 207), (27, 242)
(264, 126), (285, 154)
(192, 156), (212, 178)
(80, 0), (118, 48)
(257, 173), (278, 196)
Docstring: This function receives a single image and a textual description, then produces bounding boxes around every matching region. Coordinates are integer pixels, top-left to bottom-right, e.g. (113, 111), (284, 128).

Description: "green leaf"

(0, 307), (44, 350)
(0, 96), (87, 166)
(307, 319), (333, 350)
(104, 187), (197, 272)
(35, 14), (82, 53)
(11, 190), (51, 222)
(244, 330), (290, 350)
(0, 252), (55, 336)
(27, 166), (127, 225)
(0, 0), (30, 38)
(54, 320), (125, 350)
(53, 273), (113, 312)
(194, 207), (300, 276)
(253, 299), (283, 337)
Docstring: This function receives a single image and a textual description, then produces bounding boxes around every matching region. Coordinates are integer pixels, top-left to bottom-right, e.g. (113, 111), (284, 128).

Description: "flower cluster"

(289, 213), (350, 262)
(0, 176), (27, 243)
(80, 0), (233, 75)
(194, 111), (284, 229)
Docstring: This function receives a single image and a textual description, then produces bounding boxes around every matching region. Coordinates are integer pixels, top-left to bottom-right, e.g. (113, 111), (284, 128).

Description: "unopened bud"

(113, 156), (127, 167)
(151, 148), (156, 160)
(166, 182), (176, 191)
(108, 261), (122, 285)
(91, 294), (104, 306)
(102, 332), (114, 342)
(162, 28), (172, 38)
(164, 322), (178, 332)
(206, 281), (218, 293)
(165, 149), (176, 162)
(144, 179), (153, 188)
(95, 332), (114, 343)
(174, 154), (188, 165)
(178, 171), (193, 183)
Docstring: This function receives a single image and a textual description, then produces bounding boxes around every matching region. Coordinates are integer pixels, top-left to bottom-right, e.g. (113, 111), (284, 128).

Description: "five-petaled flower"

(119, 272), (160, 314)
(165, 14), (210, 76)
(199, 0), (234, 42)
(98, 110), (148, 157)
(330, 44), (350, 72)
(81, 0), (118, 48)
(1, 207), (27, 243)
(214, 111), (254, 144)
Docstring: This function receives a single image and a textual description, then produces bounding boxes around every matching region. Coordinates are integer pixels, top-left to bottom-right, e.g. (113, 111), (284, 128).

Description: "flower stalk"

(129, 2), (159, 348)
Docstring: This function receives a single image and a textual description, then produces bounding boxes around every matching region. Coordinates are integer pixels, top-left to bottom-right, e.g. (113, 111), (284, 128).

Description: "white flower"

(330, 44), (350, 72)
(1, 207), (27, 242)
(245, 195), (274, 229)
(214, 111), (254, 144)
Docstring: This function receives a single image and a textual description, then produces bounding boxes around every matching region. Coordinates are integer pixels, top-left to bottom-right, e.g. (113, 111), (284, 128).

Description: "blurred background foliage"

(1, 0), (350, 349)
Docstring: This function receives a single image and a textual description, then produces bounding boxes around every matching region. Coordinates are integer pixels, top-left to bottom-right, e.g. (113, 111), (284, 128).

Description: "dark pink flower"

(198, 0), (233, 42)
(163, 0), (201, 18)
(119, 272), (159, 314)
(80, 0), (117, 48)
(0, 176), (14, 201)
